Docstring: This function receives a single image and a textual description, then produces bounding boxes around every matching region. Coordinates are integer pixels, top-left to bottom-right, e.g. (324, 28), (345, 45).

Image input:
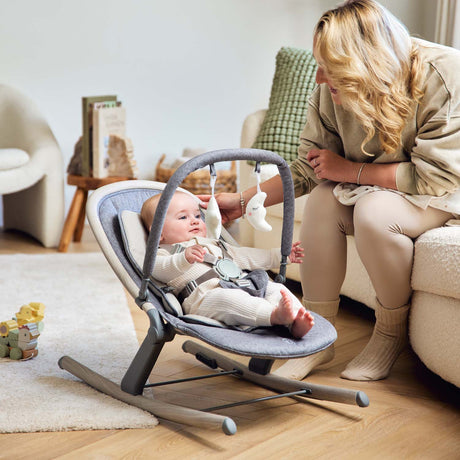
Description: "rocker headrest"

(118, 210), (148, 275)
(118, 209), (183, 317)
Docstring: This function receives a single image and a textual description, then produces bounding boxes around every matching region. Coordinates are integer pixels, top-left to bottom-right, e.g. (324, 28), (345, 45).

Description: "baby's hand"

(289, 241), (304, 264)
(185, 244), (206, 264)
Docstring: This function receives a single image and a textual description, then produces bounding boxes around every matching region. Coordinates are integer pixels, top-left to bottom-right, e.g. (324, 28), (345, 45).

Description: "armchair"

(0, 84), (64, 247)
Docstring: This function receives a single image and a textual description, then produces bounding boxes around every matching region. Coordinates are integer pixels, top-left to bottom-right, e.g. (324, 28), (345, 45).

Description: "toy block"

(21, 349), (38, 360)
(18, 304), (34, 318)
(18, 338), (38, 351)
(2, 303), (44, 361)
(9, 347), (23, 360)
(18, 325), (39, 350)
(0, 320), (18, 337)
(29, 302), (46, 321)
(8, 329), (19, 347)
(0, 344), (10, 358)
(16, 316), (34, 326)
(22, 322), (39, 335)
(16, 306), (35, 325)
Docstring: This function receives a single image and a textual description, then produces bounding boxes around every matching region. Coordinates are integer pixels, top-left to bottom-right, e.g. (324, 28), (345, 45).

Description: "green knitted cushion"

(252, 47), (317, 163)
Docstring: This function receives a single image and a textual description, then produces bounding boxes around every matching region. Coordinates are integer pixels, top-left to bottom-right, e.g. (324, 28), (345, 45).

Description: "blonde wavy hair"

(314, 0), (425, 155)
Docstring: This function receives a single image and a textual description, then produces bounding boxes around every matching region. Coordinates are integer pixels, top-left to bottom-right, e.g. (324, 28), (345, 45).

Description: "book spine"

(92, 104), (126, 178)
(81, 95), (117, 177)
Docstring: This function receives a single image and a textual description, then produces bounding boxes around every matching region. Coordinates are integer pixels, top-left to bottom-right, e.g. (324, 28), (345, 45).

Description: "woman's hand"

(184, 244), (206, 264)
(307, 148), (357, 183)
(307, 148), (399, 189)
(198, 192), (242, 223)
(289, 241), (304, 264)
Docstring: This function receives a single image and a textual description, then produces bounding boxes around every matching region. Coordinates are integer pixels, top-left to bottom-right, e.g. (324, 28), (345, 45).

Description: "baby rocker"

(58, 148), (369, 435)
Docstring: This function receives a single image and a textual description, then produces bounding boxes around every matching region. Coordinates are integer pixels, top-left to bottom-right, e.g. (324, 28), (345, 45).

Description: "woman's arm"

(306, 148), (399, 189)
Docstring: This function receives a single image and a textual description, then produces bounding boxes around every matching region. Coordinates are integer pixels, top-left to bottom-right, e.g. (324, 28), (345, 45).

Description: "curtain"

(435, 0), (460, 48)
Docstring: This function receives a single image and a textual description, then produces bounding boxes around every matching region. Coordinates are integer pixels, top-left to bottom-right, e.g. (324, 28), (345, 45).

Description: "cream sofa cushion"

(410, 291), (460, 387)
(412, 226), (460, 300)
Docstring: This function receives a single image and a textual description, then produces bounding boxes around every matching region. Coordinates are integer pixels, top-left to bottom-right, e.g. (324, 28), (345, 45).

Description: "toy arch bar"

(138, 148), (295, 301)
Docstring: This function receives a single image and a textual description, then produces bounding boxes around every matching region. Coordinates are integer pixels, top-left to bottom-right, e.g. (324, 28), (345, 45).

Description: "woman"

(201, 0), (460, 381)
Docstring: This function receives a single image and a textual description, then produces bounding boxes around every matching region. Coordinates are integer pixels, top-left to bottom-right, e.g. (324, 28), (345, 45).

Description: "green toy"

(0, 302), (45, 360)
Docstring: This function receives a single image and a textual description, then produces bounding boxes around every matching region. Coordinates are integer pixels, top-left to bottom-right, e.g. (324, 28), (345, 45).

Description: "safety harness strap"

(162, 240), (254, 303)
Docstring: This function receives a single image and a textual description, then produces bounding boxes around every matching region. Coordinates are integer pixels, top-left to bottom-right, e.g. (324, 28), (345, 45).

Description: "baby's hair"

(140, 194), (162, 231)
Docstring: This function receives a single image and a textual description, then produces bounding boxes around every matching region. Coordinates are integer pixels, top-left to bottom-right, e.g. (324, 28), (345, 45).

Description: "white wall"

(0, 0), (437, 214)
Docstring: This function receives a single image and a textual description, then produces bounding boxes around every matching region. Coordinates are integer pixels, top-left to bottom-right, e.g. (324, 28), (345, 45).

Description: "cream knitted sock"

(341, 301), (409, 381)
(273, 299), (339, 380)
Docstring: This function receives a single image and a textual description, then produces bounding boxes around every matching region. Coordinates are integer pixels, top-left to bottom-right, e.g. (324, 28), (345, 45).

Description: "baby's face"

(160, 193), (206, 244)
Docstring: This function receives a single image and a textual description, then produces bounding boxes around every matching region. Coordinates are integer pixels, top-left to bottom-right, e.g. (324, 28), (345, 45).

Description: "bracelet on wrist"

(240, 192), (246, 218)
(356, 163), (367, 186)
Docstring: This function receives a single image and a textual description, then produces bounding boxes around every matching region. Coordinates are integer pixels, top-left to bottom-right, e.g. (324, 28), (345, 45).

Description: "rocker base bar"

(182, 340), (370, 408)
(204, 389), (311, 412)
(145, 369), (241, 387)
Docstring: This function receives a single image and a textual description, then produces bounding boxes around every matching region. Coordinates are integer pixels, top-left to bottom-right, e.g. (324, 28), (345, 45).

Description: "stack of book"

(81, 95), (136, 178)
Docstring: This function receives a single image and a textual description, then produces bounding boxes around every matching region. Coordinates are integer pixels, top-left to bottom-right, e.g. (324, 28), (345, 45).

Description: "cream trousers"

(299, 181), (453, 309)
(187, 280), (303, 327)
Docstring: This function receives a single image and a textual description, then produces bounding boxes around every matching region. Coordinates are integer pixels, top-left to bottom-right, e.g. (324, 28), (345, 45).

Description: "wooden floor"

(1, 228), (459, 459)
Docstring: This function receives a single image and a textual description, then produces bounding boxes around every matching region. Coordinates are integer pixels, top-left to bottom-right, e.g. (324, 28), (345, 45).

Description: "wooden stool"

(58, 174), (133, 252)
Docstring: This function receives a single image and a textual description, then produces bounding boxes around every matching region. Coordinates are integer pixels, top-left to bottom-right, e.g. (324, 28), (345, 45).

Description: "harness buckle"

(183, 280), (198, 297)
(214, 258), (243, 281)
(233, 278), (251, 288)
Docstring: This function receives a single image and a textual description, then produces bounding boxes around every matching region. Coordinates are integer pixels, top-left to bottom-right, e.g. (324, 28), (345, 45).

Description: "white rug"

(0, 252), (158, 433)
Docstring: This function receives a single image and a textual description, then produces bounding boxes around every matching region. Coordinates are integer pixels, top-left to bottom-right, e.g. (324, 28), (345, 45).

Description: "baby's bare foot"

(270, 289), (296, 326)
(290, 309), (315, 338)
(270, 289), (315, 337)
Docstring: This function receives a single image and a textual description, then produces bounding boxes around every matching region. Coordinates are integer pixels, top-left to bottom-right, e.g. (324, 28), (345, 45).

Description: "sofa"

(0, 84), (64, 247)
(239, 108), (460, 389)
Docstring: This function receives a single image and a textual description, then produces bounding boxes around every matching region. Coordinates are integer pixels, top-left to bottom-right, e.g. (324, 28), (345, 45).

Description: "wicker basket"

(155, 154), (237, 195)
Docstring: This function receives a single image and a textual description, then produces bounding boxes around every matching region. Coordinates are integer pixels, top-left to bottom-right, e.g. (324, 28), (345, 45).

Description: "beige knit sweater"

(290, 38), (460, 215)
(152, 236), (282, 295)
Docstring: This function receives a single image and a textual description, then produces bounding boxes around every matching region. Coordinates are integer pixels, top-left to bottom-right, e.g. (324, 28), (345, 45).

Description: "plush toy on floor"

(0, 302), (45, 360)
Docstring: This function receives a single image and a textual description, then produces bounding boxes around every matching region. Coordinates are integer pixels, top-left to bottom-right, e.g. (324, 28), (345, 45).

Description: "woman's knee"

(353, 192), (405, 242)
(303, 181), (352, 228)
(306, 181), (337, 211)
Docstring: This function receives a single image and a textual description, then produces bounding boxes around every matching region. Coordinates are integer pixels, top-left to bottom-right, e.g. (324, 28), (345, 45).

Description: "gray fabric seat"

(96, 181), (336, 359)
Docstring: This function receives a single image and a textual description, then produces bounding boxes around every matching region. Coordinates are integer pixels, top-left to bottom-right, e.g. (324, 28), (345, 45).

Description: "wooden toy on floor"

(0, 302), (45, 360)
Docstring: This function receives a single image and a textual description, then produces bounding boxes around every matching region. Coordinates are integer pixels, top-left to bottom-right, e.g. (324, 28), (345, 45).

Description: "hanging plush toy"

(245, 166), (272, 232)
(205, 173), (222, 239)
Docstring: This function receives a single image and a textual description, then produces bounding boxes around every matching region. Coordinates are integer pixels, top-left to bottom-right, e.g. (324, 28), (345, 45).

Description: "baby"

(141, 191), (314, 338)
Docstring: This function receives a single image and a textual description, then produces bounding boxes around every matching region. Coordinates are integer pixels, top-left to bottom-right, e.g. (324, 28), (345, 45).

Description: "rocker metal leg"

(182, 340), (369, 408)
(121, 305), (175, 395)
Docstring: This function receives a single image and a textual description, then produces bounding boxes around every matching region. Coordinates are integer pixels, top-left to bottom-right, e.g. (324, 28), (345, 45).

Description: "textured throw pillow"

(252, 47), (317, 163)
